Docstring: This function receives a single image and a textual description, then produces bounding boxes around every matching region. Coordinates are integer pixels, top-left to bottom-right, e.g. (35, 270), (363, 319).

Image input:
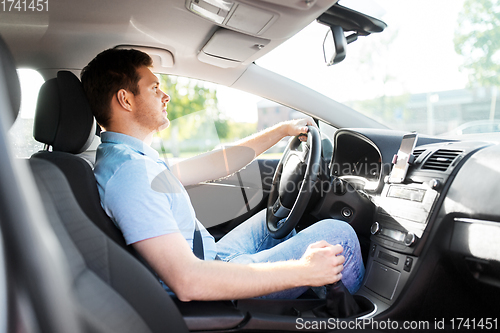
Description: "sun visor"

(198, 29), (270, 68)
(114, 45), (174, 72)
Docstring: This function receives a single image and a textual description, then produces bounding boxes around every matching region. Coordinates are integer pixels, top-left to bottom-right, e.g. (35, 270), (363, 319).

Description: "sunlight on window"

(18, 69), (45, 118)
(8, 69), (45, 158)
(255, 0), (500, 137)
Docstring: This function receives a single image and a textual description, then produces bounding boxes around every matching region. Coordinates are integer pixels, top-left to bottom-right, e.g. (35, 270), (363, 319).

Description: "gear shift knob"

(313, 281), (362, 318)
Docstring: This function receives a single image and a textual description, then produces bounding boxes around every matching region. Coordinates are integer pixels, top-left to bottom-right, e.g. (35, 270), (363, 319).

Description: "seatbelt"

(193, 221), (204, 260)
(157, 140), (204, 259)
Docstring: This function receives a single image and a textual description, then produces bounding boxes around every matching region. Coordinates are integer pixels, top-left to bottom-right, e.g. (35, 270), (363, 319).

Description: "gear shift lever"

(313, 281), (361, 318)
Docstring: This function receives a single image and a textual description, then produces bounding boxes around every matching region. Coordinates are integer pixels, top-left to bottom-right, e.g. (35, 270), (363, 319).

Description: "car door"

(186, 158), (279, 239)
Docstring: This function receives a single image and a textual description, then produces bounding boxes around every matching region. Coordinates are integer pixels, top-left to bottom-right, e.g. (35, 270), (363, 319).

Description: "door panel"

(186, 159), (278, 229)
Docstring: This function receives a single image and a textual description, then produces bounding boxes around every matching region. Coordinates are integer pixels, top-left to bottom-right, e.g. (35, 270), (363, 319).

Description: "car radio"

(371, 182), (438, 251)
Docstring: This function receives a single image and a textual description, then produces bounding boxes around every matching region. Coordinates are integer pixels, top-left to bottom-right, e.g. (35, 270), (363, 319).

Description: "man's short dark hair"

(81, 48), (153, 128)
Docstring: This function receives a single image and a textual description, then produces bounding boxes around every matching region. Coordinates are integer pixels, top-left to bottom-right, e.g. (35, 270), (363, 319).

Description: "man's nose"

(163, 91), (170, 103)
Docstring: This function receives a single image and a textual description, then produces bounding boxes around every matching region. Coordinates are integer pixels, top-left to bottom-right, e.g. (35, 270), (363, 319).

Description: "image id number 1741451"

(1, 0), (48, 11)
(450, 318), (497, 330)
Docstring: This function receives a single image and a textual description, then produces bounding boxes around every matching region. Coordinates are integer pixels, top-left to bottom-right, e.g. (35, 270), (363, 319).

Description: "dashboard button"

(404, 256), (413, 272)
(371, 222), (380, 235)
(404, 232), (416, 246)
(428, 179), (441, 190)
(341, 207), (353, 218)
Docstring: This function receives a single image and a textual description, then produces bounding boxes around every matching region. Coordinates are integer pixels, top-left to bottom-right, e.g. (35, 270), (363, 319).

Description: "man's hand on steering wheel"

(266, 123), (322, 239)
(280, 117), (319, 142)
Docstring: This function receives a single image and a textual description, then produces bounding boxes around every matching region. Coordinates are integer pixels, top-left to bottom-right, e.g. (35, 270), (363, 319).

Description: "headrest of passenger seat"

(34, 71), (96, 154)
(0, 36), (22, 128)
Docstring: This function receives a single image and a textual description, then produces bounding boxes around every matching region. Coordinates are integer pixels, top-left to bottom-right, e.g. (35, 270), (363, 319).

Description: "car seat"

(0, 34), (83, 333)
(31, 70), (137, 254)
(30, 157), (189, 333)
(0, 34), (189, 333)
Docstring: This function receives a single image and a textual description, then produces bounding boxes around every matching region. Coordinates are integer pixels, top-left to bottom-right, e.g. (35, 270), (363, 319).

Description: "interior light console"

(187, 0), (276, 35)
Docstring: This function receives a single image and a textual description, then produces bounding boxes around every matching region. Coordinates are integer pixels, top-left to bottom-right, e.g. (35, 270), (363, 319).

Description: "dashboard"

(320, 128), (500, 318)
(331, 131), (382, 190)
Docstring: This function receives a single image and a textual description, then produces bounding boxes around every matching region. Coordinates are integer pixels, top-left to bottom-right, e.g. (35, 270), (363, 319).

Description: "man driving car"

(81, 48), (365, 301)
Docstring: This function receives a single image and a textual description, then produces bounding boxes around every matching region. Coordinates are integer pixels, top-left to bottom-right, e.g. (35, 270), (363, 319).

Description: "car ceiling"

(0, 0), (338, 84)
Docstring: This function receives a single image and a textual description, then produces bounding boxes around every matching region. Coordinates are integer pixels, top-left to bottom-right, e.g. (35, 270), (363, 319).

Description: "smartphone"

(389, 133), (418, 183)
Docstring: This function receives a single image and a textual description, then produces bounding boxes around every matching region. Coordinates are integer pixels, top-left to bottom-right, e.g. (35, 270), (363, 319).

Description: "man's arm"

(133, 232), (344, 301)
(171, 118), (317, 186)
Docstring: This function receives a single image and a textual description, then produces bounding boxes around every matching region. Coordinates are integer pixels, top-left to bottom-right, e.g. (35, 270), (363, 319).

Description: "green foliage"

(223, 121), (256, 142)
(157, 75), (228, 141)
(455, 0), (500, 87)
(215, 119), (230, 139)
(160, 75), (219, 121)
(153, 75), (257, 157)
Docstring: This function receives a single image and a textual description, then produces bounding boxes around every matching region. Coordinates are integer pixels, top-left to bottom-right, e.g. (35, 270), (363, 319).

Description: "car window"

(8, 69), (44, 158)
(153, 74), (311, 162)
(7, 70), (315, 160)
(257, 0), (500, 137)
(319, 120), (337, 140)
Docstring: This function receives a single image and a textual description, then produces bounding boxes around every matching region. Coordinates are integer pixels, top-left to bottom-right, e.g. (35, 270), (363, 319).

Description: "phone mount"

(392, 153), (416, 165)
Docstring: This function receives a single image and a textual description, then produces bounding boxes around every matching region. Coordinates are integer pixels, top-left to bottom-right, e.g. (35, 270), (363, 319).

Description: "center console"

(358, 136), (477, 311)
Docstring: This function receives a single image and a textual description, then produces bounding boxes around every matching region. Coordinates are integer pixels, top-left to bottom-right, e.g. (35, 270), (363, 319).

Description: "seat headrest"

(0, 36), (21, 128)
(34, 71), (96, 154)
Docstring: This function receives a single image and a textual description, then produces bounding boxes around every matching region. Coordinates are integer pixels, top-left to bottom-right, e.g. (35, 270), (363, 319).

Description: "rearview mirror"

(323, 25), (347, 66)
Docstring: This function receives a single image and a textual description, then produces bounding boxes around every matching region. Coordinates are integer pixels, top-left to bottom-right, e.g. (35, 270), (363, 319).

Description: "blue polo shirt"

(94, 131), (217, 261)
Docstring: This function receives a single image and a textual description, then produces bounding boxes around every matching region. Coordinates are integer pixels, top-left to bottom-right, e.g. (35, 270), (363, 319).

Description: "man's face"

(132, 66), (170, 131)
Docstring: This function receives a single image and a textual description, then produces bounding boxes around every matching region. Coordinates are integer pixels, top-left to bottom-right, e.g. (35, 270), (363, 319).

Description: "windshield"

(257, 0), (500, 137)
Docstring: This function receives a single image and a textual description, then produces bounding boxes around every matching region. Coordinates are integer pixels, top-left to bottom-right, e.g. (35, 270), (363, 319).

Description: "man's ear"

(116, 89), (134, 112)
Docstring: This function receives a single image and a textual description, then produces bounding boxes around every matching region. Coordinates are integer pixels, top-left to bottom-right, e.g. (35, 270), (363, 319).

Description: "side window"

(319, 120), (337, 161)
(319, 120), (337, 140)
(152, 74), (309, 162)
(8, 69), (45, 158)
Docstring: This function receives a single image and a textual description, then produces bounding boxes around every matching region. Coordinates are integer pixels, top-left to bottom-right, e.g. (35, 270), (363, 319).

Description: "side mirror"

(323, 25), (347, 66)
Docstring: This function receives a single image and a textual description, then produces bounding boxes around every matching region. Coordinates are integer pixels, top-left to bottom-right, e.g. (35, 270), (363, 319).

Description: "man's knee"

(315, 219), (355, 234)
(311, 219), (359, 245)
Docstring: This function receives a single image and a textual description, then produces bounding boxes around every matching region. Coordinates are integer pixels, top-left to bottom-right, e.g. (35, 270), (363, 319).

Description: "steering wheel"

(266, 126), (322, 239)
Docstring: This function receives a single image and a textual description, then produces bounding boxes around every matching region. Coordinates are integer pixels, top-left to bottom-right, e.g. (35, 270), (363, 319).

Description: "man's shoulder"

(97, 141), (158, 166)
(95, 142), (164, 186)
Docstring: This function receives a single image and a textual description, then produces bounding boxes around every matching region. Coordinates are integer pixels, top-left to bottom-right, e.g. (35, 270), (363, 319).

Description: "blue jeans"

(216, 210), (365, 299)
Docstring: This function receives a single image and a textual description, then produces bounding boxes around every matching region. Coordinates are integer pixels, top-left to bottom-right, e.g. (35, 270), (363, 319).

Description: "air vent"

(413, 149), (425, 160)
(422, 149), (462, 172)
